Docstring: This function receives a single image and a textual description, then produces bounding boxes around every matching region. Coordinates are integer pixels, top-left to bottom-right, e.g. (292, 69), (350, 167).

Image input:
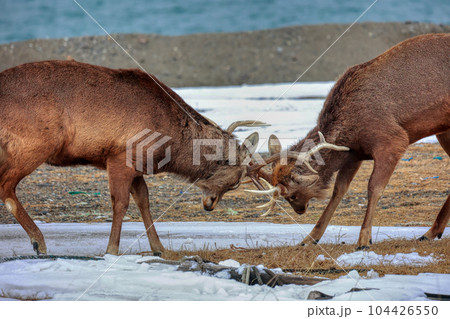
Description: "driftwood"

(424, 293), (450, 301)
(0, 255), (103, 264)
(139, 255), (327, 287)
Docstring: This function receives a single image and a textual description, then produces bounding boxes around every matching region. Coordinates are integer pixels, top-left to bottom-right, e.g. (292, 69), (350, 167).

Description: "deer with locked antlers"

(0, 60), (268, 256)
(247, 33), (450, 249)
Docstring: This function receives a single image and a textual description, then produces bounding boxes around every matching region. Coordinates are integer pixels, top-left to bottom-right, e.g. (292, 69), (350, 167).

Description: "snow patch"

(218, 259), (240, 268)
(175, 82), (438, 148)
(336, 251), (438, 267)
(1, 256), (447, 301)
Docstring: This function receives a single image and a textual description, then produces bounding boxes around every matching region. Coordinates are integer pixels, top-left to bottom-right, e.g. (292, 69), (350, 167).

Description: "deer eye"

(289, 195), (297, 201)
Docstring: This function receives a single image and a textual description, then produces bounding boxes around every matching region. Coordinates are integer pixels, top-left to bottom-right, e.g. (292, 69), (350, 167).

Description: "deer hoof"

(300, 239), (319, 246)
(418, 235), (429, 241)
(153, 252), (162, 257)
(32, 241), (46, 256)
(356, 245), (370, 251)
(33, 242), (40, 255)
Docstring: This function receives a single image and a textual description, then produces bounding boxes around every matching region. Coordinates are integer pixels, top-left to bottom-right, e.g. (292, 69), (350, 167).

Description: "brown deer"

(0, 60), (267, 256)
(247, 33), (450, 249)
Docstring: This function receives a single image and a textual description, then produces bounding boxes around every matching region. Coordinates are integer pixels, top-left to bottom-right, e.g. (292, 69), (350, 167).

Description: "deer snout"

(290, 202), (309, 215)
(203, 195), (219, 211)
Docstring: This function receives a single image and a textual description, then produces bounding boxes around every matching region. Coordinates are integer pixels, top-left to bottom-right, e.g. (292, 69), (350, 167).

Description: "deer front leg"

(131, 175), (165, 255)
(357, 148), (404, 250)
(301, 159), (362, 245)
(105, 158), (135, 255)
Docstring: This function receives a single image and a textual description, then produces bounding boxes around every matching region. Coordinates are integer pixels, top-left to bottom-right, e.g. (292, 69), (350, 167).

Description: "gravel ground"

(1, 22), (449, 87)
(1, 143), (448, 228)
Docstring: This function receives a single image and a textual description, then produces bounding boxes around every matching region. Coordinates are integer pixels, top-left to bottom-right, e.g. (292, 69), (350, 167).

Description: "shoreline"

(1, 22), (449, 87)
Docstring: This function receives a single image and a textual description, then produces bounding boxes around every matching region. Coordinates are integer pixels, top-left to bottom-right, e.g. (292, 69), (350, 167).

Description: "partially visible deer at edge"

(248, 33), (450, 249)
(0, 60), (265, 256)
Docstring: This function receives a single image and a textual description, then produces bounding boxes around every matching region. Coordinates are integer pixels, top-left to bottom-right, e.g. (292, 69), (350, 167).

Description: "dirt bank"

(1, 22), (449, 87)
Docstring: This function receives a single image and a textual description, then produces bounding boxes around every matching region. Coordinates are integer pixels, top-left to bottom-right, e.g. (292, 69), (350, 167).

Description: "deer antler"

(226, 120), (270, 134)
(203, 115), (222, 130)
(246, 160), (274, 190)
(245, 132), (350, 215)
(247, 151), (310, 176)
(202, 118), (270, 135)
(301, 132), (350, 173)
(247, 131), (349, 175)
(244, 178), (282, 216)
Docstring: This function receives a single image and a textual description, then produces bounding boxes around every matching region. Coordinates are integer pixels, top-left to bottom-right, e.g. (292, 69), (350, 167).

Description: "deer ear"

(240, 132), (259, 158)
(268, 134), (282, 155)
(292, 173), (319, 188)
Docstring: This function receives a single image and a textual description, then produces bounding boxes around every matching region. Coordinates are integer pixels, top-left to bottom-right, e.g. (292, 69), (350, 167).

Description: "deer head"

(195, 121), (268, 211)
(246, 132), (349, 215)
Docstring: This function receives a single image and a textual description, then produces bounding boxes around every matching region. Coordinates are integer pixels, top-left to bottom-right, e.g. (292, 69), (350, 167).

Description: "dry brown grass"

(161, 237), (450, 279)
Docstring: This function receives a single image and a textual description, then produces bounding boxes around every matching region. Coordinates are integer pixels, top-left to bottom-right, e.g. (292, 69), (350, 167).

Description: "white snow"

(0, 222), (448, 301)
(316, 251), (440, 268)
(336, 251), (439, 267)
(0, 253), (448, 301)
(175, 82), (438, 148)
(218, 259), (241, 268)
(176, 82), (335, 100)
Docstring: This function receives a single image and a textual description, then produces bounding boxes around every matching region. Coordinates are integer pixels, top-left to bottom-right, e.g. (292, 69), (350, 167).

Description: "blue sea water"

(0, 0), (448, 44)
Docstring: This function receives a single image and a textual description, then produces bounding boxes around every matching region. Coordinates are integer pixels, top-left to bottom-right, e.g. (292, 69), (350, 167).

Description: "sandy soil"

(1, 22), (449, 87)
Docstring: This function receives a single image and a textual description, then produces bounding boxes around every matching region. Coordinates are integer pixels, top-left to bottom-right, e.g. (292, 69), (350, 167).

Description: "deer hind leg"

(0, 138), (62, 255)
(105, 157), (136, 255)
(131, 175), (165, 255)
(1, 190), (47, 255)
(357, 139), (408, 250)
(0, 172), (47, 255)
(301, 158), (362, 245)
(0, 144), (48, 255)
(420, 130), (450, 240)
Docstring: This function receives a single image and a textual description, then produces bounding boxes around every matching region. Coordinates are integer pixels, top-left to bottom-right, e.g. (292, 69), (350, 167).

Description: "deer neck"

(163, 120), (233, 181)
